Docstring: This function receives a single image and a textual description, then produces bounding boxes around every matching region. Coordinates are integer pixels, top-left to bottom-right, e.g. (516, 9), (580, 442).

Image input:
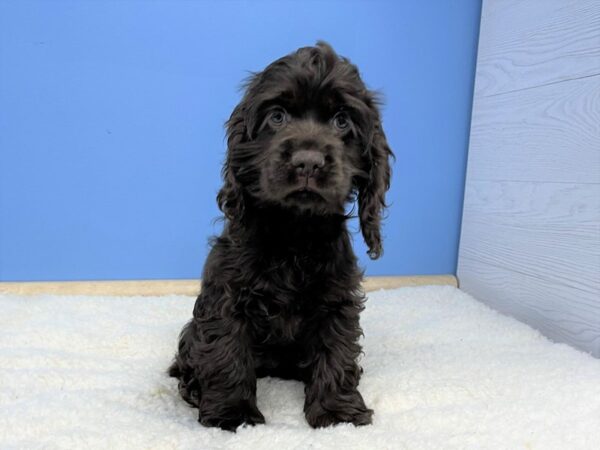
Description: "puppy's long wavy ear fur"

(217, 102), (247, 228)
(358, 103), (393, 260)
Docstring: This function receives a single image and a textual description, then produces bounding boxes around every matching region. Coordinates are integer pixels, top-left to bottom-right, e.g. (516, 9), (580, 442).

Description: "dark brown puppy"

(169, 42), (393, 431)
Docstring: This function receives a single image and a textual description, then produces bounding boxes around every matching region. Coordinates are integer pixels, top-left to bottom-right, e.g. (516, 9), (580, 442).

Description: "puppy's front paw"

(305, 393), (373, 428)
(307, 408), (373, 428)
(199, 400), (265, 432)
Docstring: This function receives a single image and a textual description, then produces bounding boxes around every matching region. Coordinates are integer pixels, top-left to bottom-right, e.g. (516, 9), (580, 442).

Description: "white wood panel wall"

(458, 0), (600, 357)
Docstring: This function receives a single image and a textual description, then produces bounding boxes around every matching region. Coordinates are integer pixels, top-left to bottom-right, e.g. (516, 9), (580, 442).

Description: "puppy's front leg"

(303, 305), (373, 428)
(195, 317), (264, 431)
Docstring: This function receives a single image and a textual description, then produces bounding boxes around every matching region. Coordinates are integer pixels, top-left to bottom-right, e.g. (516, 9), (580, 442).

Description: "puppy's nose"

(291, 150), (325, 177)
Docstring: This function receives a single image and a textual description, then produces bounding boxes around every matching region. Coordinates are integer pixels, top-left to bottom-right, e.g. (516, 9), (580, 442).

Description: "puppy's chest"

(247, 291), (312, 344)
(246, 254), (330, 343)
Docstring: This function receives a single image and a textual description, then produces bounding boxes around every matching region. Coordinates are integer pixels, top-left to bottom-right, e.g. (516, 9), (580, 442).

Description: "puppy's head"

(218, 42), (393, 259)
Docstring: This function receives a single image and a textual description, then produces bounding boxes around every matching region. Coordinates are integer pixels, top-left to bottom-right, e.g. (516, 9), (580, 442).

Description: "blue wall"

(0, 0), (481, 281)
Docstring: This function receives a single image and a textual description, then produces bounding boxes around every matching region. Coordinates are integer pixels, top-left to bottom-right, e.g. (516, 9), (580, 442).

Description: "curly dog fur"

(168, 41), (392, 431)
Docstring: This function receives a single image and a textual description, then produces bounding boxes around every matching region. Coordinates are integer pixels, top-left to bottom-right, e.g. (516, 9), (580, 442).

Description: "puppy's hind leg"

(168, 320), (202, 407)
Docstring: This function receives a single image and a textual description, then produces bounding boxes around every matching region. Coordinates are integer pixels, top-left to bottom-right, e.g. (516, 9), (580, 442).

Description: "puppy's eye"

(332, 111), (351, 131)
(268, 108), (287, 127)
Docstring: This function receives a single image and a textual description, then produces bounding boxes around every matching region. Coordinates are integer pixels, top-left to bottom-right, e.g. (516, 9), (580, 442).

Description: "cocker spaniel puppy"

(169, 41), (392, 431)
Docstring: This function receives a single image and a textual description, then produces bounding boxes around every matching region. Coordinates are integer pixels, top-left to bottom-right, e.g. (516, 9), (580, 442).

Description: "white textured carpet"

(1, 286), (599, 449)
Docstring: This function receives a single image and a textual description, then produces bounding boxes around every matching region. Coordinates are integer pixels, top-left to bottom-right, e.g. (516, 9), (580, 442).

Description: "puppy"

(169, 41), (392, 431)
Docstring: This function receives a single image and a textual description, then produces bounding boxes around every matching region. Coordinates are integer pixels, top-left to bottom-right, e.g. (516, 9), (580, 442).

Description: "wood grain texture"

(0, 275), (458, 296)
(459, 257), (600, 357)
(459, 180), (600, 302)
(459, 0), (600, 356)
(469, 76), (600, 183)
(475, 0), (600, 97)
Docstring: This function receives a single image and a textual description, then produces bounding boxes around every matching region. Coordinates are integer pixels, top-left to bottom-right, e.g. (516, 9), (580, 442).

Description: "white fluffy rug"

(1, 286), (599, 449)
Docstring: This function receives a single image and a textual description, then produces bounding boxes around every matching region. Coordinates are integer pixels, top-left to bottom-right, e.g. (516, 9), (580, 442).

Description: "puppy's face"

(253, 87), (364, 215)
(220, 42), (393, 258)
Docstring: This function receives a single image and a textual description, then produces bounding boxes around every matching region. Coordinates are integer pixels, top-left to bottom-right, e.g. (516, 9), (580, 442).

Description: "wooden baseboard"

(0, 275), (457, 296)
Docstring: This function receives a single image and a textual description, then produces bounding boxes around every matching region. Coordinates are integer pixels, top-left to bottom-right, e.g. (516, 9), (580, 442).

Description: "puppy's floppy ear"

(217, 103), (247, 224)
(218, 71), (265, 225)
(358, 102), (393, 260)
